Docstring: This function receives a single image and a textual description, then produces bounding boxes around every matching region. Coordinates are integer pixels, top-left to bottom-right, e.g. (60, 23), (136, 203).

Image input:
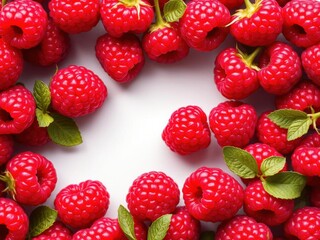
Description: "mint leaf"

(260, 156), (286, 177)
(262, 172), (307, 199)
(47, 113), (82, 147)
(36, 109), (54, 127)
(267, 109), (308, 129)
(33, 80), (51, 112)
(163, 0), (186, 22)
(222, 146), (259, 179)
(118, 205), (137, 240)
(147, 214), (172, 240)
(29, 206), (57, 237)
(287, 118), (312, 141)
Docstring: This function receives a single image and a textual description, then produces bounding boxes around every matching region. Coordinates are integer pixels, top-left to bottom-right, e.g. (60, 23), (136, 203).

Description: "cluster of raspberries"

(0, 0), (320, 238)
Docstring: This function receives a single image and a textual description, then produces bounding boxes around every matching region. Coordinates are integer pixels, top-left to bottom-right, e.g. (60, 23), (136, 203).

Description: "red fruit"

(209, 100), (257, 148)
(162, 105), (211, 155)
(182, 167), (244, 222)
(217, 0), (244, 9)
(126, 171), (180, 222)
(100, 0), (154, 38)
(0, 134), (14, 166)
(301, 43), (320, 86)
(32, 221), (72, 240)
(215, 215), (273, 240)
(0, 197), (29, 240)
(310, 187), (320, 208)
(0, 84), (36, 134)
(0, 0), (48, 49)
(282, 0), (320, 48)
(0, 38), (24, 91)
(179, 0), (230, 51)
(284, 206), (320, 239)
(23, 19), (70, 67)
(49, 0), (100, 34)
(54, 180), (110, 229)
(258, 41), (302, 95)
(214, 47), (260, 100)
(95, 33), (145, 83)
(142, 22), (190, 64)
(50, 65), (108, 118)
(275, 0), (290, 6)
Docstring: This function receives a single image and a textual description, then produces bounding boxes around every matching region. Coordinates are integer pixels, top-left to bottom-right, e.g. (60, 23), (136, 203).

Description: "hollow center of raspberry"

(0, 224), (9, 239)
(206, 28), (220, 40)
(0, 110), (13, 122)
(194, 187), (203, 201)
(291, 24), (306, 36)
(11, 25), (23, 36)
(256, 209), (275, 217)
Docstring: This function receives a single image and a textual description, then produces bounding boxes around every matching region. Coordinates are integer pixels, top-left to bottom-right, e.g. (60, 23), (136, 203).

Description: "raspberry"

(310, 186), (320, 208)
(182, 167), (244, 222)
(49, 0), (100, 34)
(0, 38), (24, 91)
(275, 0), (290, 6)
(243, 180), (294, 226)
(284, 206), (320, 239)
(54, 180), (110, 229)
(301, 43), (320, 86)
(0, 197), (29, 239)
(95, 33), (145, 83)
(282, 0), (320, 48)
(0, 84), (36, 134)
(162, 105), (211, 155)
(209, 100), (257, 148)
(230, 0), (283, 47)
(100, 0), (154, 37)
(50, 65), (108, 118)
(126, 171), (180, 221)
(32, 221), (72, 240)
(256, 111), (304, 155)
(164, 206), (201, 240)
(23, 19), (70, 67)
(0, 134), (14, 166)
(215, 215), (273, 240)
(258, 41), (302, 95)
(0, 0), (48, 49)
(142, 22), (190, 64)
(179, 0), (230, 51)
(217, 0), (244, 9)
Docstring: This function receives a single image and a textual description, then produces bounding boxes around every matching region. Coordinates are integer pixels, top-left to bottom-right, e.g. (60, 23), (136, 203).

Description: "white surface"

(20, 22), (275, 227)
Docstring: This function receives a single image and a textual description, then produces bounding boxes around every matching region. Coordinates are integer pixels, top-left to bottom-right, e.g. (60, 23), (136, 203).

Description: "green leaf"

(28, 206), (57, 237)
(36, 109), (54, 127)
(262, 172), (307, 199)
(163, 0), (186, 22)
(33, 80), (51, 112)
(118, 205), (137, 240)
(287, 118), (312, 141)
(47, 113), (82, 147)
(222, 146), (259, 179)
(147, 214), (172, 240)
(267, 109), (308, 129)
(260, 156), (286, 177)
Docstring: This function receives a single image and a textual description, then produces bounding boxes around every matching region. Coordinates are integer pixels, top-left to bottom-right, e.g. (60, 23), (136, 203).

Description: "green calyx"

(227, 0), (262, 26)
(0, 171), (16, 199)
(116, 0), (151, 19)
(236, 46), (261, 71)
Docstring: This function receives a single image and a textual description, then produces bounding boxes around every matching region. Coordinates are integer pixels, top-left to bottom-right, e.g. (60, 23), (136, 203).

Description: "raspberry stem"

(150, 0), (170, 32)
(0, 171), (16, 199)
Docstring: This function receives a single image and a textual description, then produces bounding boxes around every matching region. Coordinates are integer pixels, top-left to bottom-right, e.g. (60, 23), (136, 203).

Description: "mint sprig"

(118, 205), (137, 240)
(163, 0), (186, 22)
(28, 206), (57, 238)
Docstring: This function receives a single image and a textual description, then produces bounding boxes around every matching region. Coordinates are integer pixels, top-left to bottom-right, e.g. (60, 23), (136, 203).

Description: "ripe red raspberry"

(50, 65), (108, 118)
(282, 0), (320, 48)
(0, 197), (29, 239)
(311, 186), (320, 208)
(0, 134), (14, 166)
(179, 0), (230, 51)
(214, 47), (260, 100)
(142, 22), (190, 64)
(182, 167), (244, 222)
(229, 0), (283, 47)
(209, 100), (257, 148)
(100, 0), (154, 38)
(258, 41), (302, 95)
(0, 84), (36, 134)
(301, 43), (320, 86)
(217, 0), (244, 9)
(284, 207), (320, 239)
(215, 215), (273, 240)
(256, 111), (304, 155)
(164, 206), (201, 240)
(162, 105), (211, 155)
(32, 221), (72, 240)
(95, 33), (145, 83)
(0, 38), (23, 91)
(0, 0), (48, 49)
(72, 217), (126, 240)
(126, 171), (180, 222)
(49, 0), (100, 34)
(23, 19), (70, 67)
(54, 180), (110, 229)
